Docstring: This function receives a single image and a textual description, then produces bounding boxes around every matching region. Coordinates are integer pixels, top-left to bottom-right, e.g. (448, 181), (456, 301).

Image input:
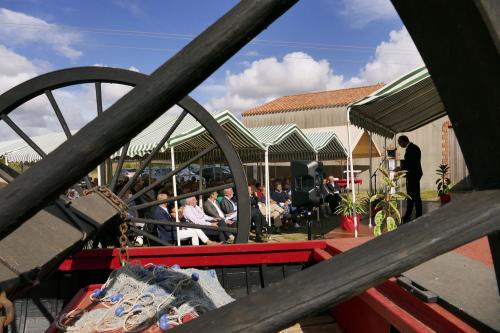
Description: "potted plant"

(370, 167), (410, 237)
(335, 195), (366, 232)
(368, 188), (384, 217)
(436, 164), (451, 204)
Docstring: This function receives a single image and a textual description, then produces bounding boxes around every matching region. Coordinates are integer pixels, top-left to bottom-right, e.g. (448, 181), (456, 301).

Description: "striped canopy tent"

(107, 110), (266, 163)
(302, 129), (347, 160)
(345, 66), (445, 236)
(349, 66), (446, 138)
(168, 111), (266, 163)
(247, 124), (317, 162)
(247, 124), (316, 224)
(1, 131), (76, 164)
(302, 126), (379, 160)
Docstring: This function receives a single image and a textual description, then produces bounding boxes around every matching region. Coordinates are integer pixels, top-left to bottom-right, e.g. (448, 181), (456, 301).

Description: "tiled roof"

(242, 84), (384, 117)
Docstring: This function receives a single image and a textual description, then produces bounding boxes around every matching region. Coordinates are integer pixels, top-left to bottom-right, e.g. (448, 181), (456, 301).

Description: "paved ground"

(260, 197), (446, 243)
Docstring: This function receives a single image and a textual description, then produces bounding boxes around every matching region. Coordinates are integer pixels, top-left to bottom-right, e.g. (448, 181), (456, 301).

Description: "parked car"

(120, 168), (136, 178)
(202, 166), (231, 182)
(154, 167), (173, 178)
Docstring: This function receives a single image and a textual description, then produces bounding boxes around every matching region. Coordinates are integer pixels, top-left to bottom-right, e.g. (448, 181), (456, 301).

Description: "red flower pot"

(440, 194), (451, 204)
(341, 214), (362, 232)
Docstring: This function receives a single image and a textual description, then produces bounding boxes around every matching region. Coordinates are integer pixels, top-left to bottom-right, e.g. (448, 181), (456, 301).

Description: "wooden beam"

(391, 0), (500, 300)
(174, 190), (500, 332)
(391, 0), (500, 190)
(0, 193), (120, 291)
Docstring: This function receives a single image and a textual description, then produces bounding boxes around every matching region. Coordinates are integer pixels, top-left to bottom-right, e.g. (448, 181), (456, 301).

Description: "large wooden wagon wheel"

(0, 66), (251, 244)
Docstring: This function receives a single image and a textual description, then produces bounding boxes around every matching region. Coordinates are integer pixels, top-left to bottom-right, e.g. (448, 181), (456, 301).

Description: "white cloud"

(112, 0), (145, 18)
(204, 27), (423, 116)
(0, 8), (82, 59)
(340, 0), (398, 27)
(0, 45), (40, 93)
(204, 52), (344, 114)
(347, 27), (423, 86)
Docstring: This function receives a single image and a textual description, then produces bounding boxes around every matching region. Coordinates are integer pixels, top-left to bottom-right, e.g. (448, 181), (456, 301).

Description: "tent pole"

(97, 164), (103, 186)
(346, 107), (358, 238)
(199, 158), (204, 207)
(171, 146), (180, 246)
(345, 147), (350, 189)
(316, 151), (320, 222)
(265, 147), (271, 226)
(369, 131), (373, 228)
(4, 154), (8, 167)
(384, 137), (388, 171)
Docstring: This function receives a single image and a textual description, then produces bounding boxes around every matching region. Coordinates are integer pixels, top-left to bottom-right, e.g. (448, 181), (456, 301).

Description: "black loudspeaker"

(291, 160), (324, 207)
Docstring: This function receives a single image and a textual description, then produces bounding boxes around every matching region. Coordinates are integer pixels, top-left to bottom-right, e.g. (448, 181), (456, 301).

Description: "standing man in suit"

(397, 135), (423, 223)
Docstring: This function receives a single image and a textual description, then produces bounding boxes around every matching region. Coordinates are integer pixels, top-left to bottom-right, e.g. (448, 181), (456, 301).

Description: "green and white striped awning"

(167, 111), (266, 163)
(247, 124), (317, 161)
(0, 111), (352, 164)
(349, 66), (447, 138)
(303, 126), (380, 159)
(302, 129), (348, 160)
(1, 131), (76, 163)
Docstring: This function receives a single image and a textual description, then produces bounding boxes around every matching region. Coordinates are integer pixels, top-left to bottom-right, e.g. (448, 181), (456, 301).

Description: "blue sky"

(0, 0), (423, 139)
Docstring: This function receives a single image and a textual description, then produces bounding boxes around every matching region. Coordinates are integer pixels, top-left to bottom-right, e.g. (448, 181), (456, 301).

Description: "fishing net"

(56, 262), (234, 332)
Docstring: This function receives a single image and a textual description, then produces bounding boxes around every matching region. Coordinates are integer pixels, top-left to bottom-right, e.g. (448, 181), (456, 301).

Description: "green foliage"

(436, 164), (451, 196)
(371, 167), (409, 236)
(334, 195), (367, 217)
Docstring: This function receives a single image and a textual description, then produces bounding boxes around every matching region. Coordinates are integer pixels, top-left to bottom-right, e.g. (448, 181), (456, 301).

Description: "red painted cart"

(46, 238), (492, 332)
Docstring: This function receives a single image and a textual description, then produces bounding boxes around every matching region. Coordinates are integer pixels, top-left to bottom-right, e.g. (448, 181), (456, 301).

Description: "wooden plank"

(403, 252), (500, 332)
(0, 193), (120, 290)
(174, 190), (500, 332)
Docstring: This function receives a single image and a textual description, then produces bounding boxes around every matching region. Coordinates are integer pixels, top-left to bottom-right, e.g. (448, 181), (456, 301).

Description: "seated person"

(203, 191), (236, 225)
(258, 187), (284, 233)
(151, 193), (217, 246)
(170, 205), (218, 246)
(220, 188), (238, 221)
(327, 176), (342, 213)
(271, 183), (299, 227)
(183, 196), (234, 243)
(320, 178), (336, 215)
(150, 192), (177, 244)
(248, 185), (265, 242)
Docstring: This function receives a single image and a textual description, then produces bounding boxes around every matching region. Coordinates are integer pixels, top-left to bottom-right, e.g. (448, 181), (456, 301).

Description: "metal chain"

(83, 186), (129, 220)
(84, 186), (129, 265)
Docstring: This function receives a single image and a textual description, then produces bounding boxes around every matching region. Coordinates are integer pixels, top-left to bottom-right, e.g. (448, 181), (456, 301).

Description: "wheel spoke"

(129, 182), (234, 211)
(118, 109), (188, 197)
(130, 218), (237, 233)
(125, 143), (218, 203)
(45, 90), (92, 188)
(0, 114), (46, 158)
(45, 90), (71, 138)
(128, 225), (173, 246)
(109, 141), (130, 192)
(95, 82), (103, 115)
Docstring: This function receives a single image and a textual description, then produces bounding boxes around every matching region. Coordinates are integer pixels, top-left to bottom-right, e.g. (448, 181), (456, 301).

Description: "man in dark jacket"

(151, 192), (177, 243)
(398, 135), (423, 222)
(220, 188), (237, 221)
